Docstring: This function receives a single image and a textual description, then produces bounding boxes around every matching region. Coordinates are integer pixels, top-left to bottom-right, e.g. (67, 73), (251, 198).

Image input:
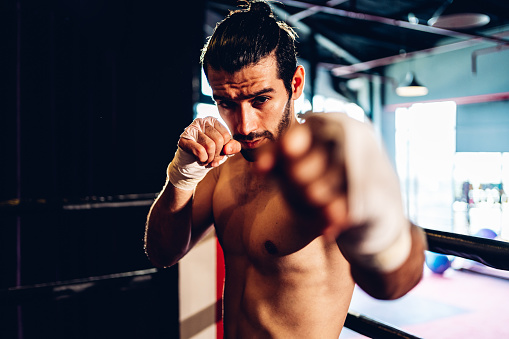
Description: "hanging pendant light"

(428, 13), (490, 29)
(427, 0), (490, 30)
(396, 72), (428, 97)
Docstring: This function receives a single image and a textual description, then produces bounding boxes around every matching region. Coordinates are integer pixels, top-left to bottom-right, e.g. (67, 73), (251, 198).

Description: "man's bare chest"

(211, 164), (322, 268)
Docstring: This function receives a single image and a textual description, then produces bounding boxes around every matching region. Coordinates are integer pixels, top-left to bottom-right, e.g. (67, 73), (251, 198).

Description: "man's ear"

(291, 65), (305, 100)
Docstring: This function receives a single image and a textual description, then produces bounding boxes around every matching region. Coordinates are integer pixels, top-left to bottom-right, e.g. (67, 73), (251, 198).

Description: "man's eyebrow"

(212, 88), (275, 102)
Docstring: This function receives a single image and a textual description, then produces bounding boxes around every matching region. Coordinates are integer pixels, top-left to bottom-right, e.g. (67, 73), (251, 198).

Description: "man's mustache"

(233, 131), (274, 142)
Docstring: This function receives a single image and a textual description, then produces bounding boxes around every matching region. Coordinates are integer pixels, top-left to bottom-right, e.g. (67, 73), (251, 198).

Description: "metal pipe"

(276, 0), (509, 46)
(270, 5), (361, 64)
(288, 0), (348, 22)
(472, 44), (509, 74)
(331, 38), (483, 76)
(330, 30), (509, 76)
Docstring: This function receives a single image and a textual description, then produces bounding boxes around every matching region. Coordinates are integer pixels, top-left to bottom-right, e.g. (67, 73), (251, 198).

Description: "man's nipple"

(264, 240), (278, 255)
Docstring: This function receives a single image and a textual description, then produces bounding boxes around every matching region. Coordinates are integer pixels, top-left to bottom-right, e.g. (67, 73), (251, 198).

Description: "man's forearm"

(144, 181), (195, 268)
(345, 224), (427, 300)
(145, 116), (235, 268)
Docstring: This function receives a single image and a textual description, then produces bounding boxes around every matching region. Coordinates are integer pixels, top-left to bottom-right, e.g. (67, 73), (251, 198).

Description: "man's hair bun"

(248, 1), (273, 17)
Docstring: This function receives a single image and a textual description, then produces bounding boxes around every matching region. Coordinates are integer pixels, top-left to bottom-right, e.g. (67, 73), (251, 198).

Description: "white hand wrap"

(167, 147), (212, 190)
(325, 113), (412, 272)
(167, 117), (230, 191)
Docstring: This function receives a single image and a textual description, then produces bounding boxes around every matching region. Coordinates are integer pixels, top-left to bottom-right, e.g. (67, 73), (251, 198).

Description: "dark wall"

(1, 0), (204, 199)
(1, 0), (206, 338)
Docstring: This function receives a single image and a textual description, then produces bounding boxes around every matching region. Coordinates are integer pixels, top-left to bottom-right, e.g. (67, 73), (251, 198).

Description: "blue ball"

(425, 252), (451, 274)
(475, 228), (497, 240)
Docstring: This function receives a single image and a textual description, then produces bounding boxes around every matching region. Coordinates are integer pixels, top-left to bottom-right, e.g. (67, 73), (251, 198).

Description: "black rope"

(423, 227), (509, 271)
(345, 311), (422, 339)
(1, 268), (160, 305)
(0, 193), (158, 215)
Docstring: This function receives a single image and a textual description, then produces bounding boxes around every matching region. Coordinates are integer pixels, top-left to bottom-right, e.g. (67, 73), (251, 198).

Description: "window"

(395, 101), (457, 232)
(453, 152), (509, 239)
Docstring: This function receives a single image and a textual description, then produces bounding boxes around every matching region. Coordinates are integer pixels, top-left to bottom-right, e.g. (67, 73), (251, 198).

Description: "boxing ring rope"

(423, 227), (509, 271)
(2, 194), (509, 338)
(2, 269), (159, 305)
(344, 311), (422, 339)
(342, 228), (509, 338)
(0, 193), (158, 215)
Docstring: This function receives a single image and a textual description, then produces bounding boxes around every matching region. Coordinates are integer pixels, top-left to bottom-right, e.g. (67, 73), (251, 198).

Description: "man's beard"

(233, 98), (293, 162)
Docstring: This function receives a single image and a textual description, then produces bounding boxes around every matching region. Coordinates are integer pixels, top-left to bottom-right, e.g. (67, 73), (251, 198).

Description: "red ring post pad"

(423, 227), (509, 271)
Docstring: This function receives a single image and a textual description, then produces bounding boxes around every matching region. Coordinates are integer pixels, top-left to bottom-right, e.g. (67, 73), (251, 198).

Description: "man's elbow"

(361, 266), (424, 300)
(376, 225), (427, 300)
(144, 242), (185, 269)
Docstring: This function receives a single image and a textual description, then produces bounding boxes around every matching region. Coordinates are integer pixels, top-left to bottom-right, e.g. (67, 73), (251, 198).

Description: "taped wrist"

(167, 147), (212, 190)
(167, 116), (231, 190)
(342, 220), (412, 273)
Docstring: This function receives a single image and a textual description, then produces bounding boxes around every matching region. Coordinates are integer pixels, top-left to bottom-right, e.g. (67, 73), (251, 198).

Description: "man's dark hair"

(201, 0), (298, 96)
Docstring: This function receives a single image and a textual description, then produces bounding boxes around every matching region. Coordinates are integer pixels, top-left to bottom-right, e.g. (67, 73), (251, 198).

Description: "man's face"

(207, 55), (303, 162)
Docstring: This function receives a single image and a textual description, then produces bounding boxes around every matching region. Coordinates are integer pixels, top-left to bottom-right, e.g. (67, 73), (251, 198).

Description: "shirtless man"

(144, 1), (426, 338)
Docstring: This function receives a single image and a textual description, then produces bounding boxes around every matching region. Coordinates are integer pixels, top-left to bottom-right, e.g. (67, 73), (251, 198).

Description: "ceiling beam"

(385, 91), (509, 112)
(331, 30), (509, 76)
(287, 0), (349, 22)
(270, 4), (361, 64)
(276, 0), (509, 46)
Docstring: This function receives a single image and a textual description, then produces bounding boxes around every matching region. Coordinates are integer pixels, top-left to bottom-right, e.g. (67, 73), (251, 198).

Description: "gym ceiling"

(205, 0), (509, 77)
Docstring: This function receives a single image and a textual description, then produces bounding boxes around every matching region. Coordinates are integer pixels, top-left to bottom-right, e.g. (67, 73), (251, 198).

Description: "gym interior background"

(1, 1), (508, 338)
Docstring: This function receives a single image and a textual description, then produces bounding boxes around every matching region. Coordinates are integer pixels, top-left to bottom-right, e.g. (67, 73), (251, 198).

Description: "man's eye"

(252, 96), (269, 106)
(218, 101), (236, 109)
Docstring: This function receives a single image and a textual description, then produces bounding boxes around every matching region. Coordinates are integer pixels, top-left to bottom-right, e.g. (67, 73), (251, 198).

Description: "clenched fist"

(178, 116), (241, 168)
(168, 117), (241, 190)
(256, 113), (350, 237)
(256, 112), (410, 273)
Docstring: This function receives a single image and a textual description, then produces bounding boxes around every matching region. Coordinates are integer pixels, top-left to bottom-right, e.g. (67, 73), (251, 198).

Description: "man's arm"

(144, 117), (240, 268)
(340, 223), (427, 300)
(145, 182), (196, 268)
(144, 178), (212, 268)
(256, 112), (426, 299)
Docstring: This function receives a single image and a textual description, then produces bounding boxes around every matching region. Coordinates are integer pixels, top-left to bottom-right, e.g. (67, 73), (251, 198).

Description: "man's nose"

(236, 103), (258, 136)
